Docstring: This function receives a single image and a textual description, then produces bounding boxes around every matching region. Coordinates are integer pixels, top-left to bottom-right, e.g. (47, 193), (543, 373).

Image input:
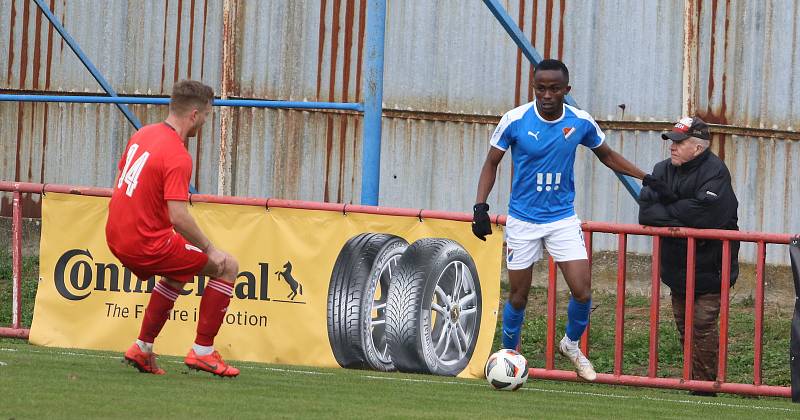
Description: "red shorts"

(112, 232), (209, 283)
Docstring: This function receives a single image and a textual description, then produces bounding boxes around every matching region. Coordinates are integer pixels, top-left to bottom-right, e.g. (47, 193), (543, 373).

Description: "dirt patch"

(0, 217), (41, 255)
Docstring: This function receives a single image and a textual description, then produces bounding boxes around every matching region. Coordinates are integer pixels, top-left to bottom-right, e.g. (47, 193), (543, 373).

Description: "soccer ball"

(484, 349), (529, 391)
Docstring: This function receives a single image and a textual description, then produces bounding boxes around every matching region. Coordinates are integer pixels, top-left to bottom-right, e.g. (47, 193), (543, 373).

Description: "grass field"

(507, 286), (793, 386)
(0, 338), (797, 419)
(1, 250), (798, 417)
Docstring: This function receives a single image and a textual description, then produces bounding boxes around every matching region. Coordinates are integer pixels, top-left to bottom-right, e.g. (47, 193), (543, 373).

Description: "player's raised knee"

(220, 254), (239, 283)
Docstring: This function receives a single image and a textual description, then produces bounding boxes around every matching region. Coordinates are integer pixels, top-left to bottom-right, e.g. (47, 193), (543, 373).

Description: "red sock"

(138, 280), (180, 344)
(195, 279), (233, 346)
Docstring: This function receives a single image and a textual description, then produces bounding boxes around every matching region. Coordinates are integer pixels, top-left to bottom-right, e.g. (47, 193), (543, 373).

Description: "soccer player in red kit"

(106, 80), (240, 377)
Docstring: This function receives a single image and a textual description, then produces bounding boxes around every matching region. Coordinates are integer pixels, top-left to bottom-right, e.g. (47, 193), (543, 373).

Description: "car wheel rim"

(429, 261), (479, 367)
(369, 253), (400, 365)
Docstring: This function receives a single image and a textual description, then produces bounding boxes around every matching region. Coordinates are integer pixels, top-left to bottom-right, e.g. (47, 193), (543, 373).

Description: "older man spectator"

(638, 116), (739, 396)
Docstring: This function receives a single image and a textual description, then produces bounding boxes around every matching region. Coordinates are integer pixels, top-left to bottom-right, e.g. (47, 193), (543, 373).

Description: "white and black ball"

(484, 349), (529, 391)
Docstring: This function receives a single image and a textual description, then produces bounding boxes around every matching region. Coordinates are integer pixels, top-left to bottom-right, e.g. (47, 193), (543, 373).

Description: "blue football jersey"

(490, 101), (605, 223)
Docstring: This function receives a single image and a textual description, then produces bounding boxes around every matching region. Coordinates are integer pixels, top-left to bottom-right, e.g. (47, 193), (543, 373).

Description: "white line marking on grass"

(261, 367), (334, 375)
(5, 346), (795, 412)
(11, 348), (330, 376)
(164, 360), (335, 376)
(363, 375), (795, 413)
(2, 347), (118, 359)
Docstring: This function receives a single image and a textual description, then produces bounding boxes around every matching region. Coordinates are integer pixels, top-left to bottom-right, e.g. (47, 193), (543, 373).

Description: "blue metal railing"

(32, 0), (142, 130)
(360, 0), (387, 206)
(0, 95), (364, 111)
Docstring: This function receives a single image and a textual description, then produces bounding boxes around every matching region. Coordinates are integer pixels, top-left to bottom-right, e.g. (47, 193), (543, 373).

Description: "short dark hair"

(169, 80), (214, 115)
(534, 59), (569, 83)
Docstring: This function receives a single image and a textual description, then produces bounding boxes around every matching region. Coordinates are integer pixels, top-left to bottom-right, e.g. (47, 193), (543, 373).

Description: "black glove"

(472, 203), (492, 241)
(643, 174), (678, 204)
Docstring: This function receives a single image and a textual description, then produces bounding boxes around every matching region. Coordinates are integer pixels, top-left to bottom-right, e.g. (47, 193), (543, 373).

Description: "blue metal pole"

(482, 0), (641, 198)
(482, 0), (544, 68)
(32, 0), (142, 130)
(360, 0), (387, 206)
(0, 94), (364, 111)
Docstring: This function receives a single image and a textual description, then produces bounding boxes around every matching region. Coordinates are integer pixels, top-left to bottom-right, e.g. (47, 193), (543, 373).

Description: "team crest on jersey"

(562, 126), (576, 140)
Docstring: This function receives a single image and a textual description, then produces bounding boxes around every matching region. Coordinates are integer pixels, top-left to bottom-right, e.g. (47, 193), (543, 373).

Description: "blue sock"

(501, 301), (525, 349)
(566, 297), (591, 341)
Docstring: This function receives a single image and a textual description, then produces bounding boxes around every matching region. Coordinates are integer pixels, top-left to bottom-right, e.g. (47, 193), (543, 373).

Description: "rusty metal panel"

(724, 134), (800, 265)
(381, 1), (685, 119)
(0, 101), (219, 192)
(236, 0), (367, 103)
(230, 109), (363, 202)
(378, 118), (512, 214)
(695, 0), (800, 131)
(0, 0), (223, 94)
(562, 1), (685, 120)
(227, 113), (512, 210)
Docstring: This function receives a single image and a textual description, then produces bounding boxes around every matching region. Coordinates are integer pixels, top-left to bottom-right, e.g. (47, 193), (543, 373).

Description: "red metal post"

(717, 240), (731, 383)
(754, 241), (766, 386)
(648, 235), (661, 378)
(12, 190), (23, 329)
(0, 327), (29, 338)
(682, 237), (697, 380)
(528, 369), (790, 398)
(580, 231), (593, 357)
(614, 233), (627, 376)
(545, 257), (557, 370)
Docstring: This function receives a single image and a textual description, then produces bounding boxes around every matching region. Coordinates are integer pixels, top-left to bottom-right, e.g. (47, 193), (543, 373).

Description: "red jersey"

(106, 123), (193, 258)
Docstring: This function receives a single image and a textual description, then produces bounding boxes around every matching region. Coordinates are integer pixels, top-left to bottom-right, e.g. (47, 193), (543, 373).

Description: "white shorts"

(504, 214), (587, 270)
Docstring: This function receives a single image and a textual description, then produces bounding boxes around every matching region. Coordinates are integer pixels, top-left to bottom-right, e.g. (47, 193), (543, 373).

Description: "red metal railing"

(531, 222), (792, 398)
(1, 181), (793, 397)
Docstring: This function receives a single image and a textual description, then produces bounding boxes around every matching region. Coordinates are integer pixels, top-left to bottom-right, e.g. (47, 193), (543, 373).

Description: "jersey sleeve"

(489, 112), (515, 151)
(163, 153), (192, 201)
(580, 114), (605, 149)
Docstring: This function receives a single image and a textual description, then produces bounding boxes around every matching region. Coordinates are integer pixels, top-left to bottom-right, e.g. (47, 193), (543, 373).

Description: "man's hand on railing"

(643, 174), (678, 204)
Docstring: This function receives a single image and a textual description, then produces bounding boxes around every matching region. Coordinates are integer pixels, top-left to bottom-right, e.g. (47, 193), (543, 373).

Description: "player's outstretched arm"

(472, 147), (504, 241)
(475, 147), (505, 204)
(591, 143), (646, 179)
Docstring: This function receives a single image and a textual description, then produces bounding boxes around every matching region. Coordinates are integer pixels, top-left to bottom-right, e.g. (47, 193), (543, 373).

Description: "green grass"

(1, 250), (796, 416)
(0, 250), (39, 327)
(497, 286), (793, 386)
(0, 339), (797, 419)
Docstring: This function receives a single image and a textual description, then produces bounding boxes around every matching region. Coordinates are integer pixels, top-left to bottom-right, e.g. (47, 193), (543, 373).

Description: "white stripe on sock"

(207, 280), (233, 296)
(153, 283), (179, 301)
(209, 280), (233, 293)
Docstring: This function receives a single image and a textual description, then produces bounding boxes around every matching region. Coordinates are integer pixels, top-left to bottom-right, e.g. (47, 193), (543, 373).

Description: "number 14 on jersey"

(117, 144), (150, 197)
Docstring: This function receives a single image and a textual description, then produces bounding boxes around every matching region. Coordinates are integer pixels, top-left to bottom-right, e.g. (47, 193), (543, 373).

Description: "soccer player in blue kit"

(472, 59), (646, 381)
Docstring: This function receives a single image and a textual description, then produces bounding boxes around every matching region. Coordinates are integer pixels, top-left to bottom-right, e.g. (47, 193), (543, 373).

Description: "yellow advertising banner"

(30, 193), (503, 378)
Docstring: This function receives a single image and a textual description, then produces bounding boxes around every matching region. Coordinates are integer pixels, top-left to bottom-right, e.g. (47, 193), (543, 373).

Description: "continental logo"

(53, 248), (305, 303)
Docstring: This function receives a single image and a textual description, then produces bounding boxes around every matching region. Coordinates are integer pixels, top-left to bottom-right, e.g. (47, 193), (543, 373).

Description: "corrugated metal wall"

(1, 0), (798, 263)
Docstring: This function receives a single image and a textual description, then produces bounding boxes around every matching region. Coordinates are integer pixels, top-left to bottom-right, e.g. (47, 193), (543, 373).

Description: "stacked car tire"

(327, 233), (482, 376)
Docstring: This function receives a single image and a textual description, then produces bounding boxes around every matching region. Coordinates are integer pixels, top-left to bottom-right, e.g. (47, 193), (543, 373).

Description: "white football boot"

(558, 335), (597, 381)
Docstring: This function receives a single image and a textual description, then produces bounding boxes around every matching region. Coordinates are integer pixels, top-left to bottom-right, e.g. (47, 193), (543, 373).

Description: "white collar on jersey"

(533, 100), (566, 124)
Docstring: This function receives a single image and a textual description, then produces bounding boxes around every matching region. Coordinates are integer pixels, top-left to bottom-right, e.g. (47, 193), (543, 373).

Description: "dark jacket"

(638, 149), (739, 294)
